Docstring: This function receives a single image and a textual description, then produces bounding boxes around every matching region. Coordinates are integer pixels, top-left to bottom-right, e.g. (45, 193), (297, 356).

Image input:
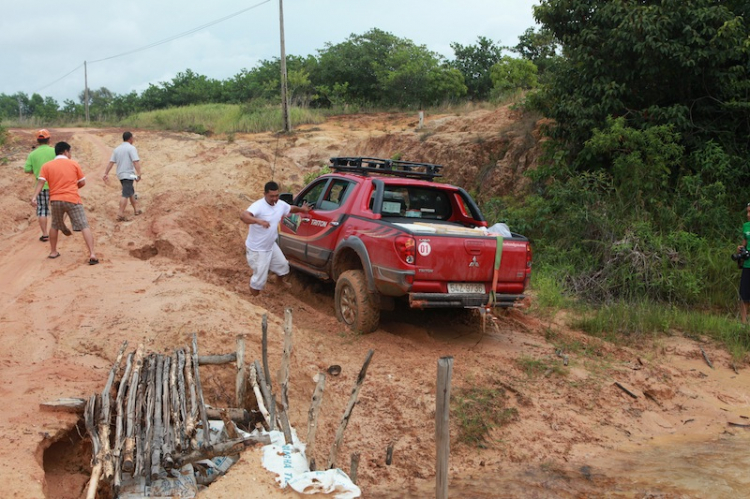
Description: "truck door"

(280, 178), (353, 269)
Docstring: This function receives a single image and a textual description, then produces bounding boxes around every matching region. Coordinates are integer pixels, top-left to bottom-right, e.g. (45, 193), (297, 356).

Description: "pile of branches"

(83, 334), (268, 498)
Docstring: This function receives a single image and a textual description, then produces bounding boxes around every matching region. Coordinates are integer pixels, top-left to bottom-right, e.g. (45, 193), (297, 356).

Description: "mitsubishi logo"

(469, 256), (479, 267)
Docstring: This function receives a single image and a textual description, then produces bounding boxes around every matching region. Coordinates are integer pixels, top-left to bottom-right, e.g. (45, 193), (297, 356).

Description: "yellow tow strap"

(487, 235), (503, 307)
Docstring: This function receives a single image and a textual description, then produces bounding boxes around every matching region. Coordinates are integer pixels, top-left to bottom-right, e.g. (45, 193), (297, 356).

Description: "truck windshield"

(379, 186), (452, 220)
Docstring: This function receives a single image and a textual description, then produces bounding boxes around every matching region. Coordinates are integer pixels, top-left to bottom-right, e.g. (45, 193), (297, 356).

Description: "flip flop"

(134, 210), (143, 216)
(116, 216), (129, 222)
(39, 235), (49, 242)
(88, 258), (99, 265)
(48, 253), (61, 259)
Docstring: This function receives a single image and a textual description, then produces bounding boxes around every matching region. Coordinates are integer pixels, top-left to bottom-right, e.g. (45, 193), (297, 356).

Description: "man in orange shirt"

(30, 141), (98, 265)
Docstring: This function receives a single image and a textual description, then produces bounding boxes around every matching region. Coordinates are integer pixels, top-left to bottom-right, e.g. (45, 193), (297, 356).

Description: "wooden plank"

(197, 352), (237, 365)
(192, 333), (212, 449)
(327, 349), (374, 470)
(236, 336), (247, 408)
(100, 340), (128, 482)
(114, 352), (134, 495)
(279, 308), (294, 444)
(39, 398), (86, 413)
(306, 373), (326, 471)
(250, 363), (272, 428)
(84, 394), (102, 499)
(435, 356), (453, 499)
(261, 313), (276, 430)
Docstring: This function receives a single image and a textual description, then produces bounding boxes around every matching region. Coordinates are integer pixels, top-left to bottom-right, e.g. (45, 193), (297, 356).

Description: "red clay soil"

(2, 108), (750, 498)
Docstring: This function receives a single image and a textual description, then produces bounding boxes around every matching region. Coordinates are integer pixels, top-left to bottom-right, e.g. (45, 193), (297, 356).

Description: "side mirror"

(280, 193), (294, 204)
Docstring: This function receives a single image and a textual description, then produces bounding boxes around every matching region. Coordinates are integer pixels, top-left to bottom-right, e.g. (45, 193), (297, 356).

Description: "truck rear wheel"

(335, 270), (380, 333)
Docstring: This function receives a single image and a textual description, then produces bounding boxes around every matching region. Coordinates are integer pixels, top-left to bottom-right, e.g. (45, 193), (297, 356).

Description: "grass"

(571, 300), (750, 360)
(120, 103), (326, 134)
(452, 384), (519, 447)
(517, 355), (567, 379)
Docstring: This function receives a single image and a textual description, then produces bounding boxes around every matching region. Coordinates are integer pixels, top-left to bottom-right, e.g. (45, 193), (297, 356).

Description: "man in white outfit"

(102, 131), (142, 221)
(241, 181), (310, 295)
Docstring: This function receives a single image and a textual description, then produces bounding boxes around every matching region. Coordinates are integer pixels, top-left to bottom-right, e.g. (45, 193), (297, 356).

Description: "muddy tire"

(335, 270), (380, 333)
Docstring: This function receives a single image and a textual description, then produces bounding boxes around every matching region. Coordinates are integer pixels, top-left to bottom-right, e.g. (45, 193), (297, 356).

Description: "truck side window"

(318, 179), (352, 211)
(299, 180), (327, 208)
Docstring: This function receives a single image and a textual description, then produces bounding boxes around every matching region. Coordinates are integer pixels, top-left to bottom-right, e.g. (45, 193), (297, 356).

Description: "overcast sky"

(1, 0), (539, 104)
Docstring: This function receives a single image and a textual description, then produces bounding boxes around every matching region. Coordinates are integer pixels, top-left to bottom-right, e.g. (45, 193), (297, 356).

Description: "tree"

(449, 36), (504, 100)
(490, 56), (538, 98)
(313, 28), (465, 107)
(534, 0), (750, 157)
(512, 27), (559, 75)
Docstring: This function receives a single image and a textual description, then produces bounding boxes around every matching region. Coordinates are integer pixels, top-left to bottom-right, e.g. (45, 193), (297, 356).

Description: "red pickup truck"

(278, 157), (532, 333)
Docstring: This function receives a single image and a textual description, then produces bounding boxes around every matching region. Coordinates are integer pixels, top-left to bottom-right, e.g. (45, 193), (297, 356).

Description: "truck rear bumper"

(409, 293), (525, 309)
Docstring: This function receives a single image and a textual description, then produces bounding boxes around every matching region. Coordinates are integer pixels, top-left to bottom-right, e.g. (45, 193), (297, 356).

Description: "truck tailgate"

(399, 223), (528, 293)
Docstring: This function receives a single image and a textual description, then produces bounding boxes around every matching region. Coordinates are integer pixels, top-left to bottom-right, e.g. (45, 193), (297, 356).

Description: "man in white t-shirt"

(241, 181), (310, 295)
(102, 131), (142, 221)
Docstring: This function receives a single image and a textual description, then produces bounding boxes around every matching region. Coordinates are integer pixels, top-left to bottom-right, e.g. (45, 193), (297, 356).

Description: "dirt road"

(2, 109), (750, 498)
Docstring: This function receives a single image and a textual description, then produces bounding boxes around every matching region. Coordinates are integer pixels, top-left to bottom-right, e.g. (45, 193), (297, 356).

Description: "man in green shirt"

(24, 129), (56, 241)
(738, 203), (750, 323)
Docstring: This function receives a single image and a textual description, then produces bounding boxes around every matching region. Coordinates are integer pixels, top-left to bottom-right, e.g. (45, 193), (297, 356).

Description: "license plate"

(447, 283), (485, 294)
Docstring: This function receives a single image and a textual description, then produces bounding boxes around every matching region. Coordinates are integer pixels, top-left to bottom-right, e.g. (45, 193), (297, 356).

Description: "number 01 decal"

(418, 241), (432, 256)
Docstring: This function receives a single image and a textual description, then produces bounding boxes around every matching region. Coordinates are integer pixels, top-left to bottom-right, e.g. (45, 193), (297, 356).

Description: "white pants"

(246, 243), (290, 291)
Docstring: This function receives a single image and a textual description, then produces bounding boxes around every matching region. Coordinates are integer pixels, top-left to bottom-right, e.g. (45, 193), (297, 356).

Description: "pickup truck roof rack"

(330, 157), (443, 181)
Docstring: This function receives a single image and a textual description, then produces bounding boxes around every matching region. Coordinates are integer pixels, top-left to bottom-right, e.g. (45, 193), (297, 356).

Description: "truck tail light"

(526, 244), (533, 268)
(525, 243), (533, 286)
(395, 236), (416, 265)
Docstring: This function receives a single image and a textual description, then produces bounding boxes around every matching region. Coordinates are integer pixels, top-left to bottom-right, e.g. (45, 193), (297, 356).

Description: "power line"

(32, 0), (271, 95)
(34, 63), (85, 94)
(89, 0), (271, 64)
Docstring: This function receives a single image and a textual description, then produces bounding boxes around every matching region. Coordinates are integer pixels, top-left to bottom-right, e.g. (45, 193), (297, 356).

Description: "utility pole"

(84, 61), (90, 123)
(279, 0), (291, 132)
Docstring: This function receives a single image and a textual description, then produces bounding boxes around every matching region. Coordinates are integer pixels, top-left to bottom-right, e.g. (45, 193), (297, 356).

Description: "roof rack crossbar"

(329, 157), (443, 181)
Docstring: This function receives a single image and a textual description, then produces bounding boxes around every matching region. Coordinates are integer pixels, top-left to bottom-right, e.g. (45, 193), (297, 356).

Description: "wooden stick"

(350, 452), (360, 484)
(614, 381), (639, 399)
(134, 354), (149, 477)
(123, 345), (144, 474)
(198, 352), (237, 365)
(143, 354), (157, 478)
(100, 341), (128, 482)
(173, 434), (272, 468)
(435, 356), (453, 499)
(114, 352), (134, 494)
(306, 373), (326, 471)
(161, 356), (174, 471)
(254, 360), (276, 431)
(700, 346), (714, 369)
(176, 349), (188, 451)
(184, 349), (199, 451)
(261, 314), (272, 391)
(206, 408), (251, 426)
(169, 351), (183, 455)
(218, 410), (239, 440)
(84, 394), (102, 499)
(151, 355), (165, 479)
(386, 444), (394, 465)
(327, 349), (374, 470)
(249, 364), (272, 428)
(40, 398), (86, 412)
(192, 333), (211, 449)
(260, 314), (276, 431)
(279, 308), (294, 444)
(236, 335), (247, 408)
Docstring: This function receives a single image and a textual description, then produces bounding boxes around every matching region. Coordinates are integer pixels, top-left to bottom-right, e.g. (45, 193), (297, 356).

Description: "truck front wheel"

(335, 270), (380, 333)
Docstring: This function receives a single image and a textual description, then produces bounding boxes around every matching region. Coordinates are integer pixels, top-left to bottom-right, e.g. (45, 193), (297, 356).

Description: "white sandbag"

(288, 469), (361, 498)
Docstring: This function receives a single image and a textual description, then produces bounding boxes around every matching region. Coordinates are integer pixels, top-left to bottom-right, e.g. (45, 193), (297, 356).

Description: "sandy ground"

(2, 108), (750, 499)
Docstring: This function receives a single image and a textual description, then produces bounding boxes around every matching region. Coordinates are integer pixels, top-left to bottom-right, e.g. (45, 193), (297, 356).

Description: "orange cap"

(37, 129), (51, 139)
